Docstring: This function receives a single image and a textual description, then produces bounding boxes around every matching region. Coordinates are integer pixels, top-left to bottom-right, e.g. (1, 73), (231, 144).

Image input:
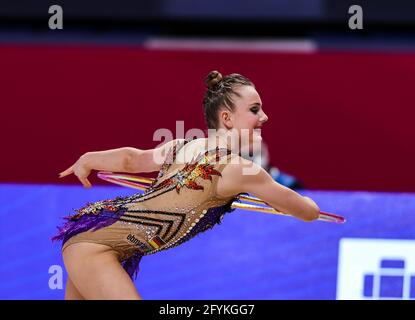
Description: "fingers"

(59, 165), (74, 178)
(79, 177), (92, 188)
(58, 162), (92, 188)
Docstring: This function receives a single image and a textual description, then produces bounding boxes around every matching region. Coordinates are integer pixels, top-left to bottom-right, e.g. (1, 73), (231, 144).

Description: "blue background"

(0, 184), (414, 299)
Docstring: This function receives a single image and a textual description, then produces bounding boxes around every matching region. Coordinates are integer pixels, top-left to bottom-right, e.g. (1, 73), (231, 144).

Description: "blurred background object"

(241, 141), (304, 190)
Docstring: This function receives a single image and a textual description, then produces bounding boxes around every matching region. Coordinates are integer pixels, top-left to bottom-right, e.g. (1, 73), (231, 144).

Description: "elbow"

(122, 147), (139, 173)
(123, 147), (157, 173)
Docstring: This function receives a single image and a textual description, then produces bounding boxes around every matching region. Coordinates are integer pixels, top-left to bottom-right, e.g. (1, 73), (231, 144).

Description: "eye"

(250, 107), (259, 114)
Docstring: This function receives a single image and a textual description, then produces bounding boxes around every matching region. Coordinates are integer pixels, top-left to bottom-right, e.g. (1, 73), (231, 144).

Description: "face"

(218, 85), (269, 152)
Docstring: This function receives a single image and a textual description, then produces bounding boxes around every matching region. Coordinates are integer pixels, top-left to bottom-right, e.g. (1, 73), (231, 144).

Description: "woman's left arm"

(59, 147), (135, 188)
(123, 138), (185, 173)
(59, 139), (183, 187)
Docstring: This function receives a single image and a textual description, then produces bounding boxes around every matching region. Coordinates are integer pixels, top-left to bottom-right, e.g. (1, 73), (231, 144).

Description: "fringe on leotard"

(51, 208), (143, 280)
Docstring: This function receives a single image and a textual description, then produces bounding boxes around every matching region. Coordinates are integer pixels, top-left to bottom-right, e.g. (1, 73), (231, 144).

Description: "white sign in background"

(337, 238), (415, 300)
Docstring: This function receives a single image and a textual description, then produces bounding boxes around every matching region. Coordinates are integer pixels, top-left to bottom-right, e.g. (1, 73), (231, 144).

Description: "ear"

(218, 109), (233, 129)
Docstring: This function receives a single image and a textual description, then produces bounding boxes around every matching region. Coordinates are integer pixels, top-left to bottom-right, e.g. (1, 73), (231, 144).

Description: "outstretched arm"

(123, 138), (184, 173)
(219, 158), (320, 222)
(58, 139), (183, 188)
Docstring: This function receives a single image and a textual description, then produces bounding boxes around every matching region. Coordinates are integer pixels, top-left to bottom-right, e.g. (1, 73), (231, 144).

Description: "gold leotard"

(52, 139), (238, 279)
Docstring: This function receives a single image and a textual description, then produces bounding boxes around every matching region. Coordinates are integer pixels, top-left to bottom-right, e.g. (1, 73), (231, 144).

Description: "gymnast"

(54, 70), (320, 300)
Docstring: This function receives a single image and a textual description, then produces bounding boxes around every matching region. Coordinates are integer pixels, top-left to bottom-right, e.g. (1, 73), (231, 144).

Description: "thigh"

(63, 242), (142, 300)
(65, 276), (84, 300)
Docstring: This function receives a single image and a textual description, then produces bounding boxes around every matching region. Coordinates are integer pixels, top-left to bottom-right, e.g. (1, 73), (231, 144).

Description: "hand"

(58, 154), (92, 188)
(303, 196), (320, 213)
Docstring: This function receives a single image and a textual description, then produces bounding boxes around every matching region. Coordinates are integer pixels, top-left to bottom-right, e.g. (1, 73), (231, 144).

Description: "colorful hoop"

(97, 171), (346, 224)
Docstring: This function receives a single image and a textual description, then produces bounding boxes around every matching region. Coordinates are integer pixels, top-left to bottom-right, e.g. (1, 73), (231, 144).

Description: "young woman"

(54, 70), (320, 300)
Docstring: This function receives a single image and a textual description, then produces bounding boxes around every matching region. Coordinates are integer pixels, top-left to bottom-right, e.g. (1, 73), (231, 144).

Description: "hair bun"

(204, 70), (223, 89)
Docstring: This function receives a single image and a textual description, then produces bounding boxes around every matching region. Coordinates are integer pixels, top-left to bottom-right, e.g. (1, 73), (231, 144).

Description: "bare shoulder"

(216, 155), (267, 198)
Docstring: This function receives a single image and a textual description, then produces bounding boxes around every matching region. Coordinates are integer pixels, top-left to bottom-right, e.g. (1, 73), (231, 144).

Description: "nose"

(260, 111), (269, 124)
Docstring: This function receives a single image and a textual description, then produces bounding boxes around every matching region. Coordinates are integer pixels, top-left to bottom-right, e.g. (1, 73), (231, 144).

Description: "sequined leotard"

(52, 139), (237, 279)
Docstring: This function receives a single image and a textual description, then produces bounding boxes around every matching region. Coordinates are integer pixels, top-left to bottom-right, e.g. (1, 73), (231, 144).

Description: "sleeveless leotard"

(52, 139), (238, 279)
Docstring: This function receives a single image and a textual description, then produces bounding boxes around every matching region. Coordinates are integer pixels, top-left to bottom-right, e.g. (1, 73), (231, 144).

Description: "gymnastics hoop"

(97, 171), (346, 224)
